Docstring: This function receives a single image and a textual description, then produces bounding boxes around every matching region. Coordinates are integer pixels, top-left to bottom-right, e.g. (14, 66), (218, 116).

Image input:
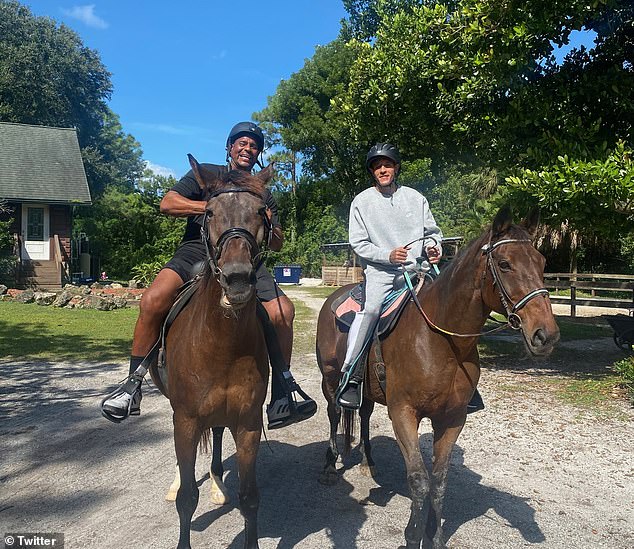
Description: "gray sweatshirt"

(349, 185), (442, 273)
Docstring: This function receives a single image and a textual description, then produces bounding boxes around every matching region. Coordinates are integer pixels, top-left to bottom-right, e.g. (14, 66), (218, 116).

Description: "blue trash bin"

(274, 265), (302, 284)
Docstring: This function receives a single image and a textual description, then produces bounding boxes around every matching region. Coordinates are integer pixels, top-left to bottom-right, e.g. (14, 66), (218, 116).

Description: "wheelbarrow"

(603, 313), (634, 351)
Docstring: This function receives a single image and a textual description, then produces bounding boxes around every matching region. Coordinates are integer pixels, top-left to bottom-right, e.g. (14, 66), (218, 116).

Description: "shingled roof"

(0, 122), (91, 205)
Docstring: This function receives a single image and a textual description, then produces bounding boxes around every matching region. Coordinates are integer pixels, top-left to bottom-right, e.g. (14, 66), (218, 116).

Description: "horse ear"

(521, 207), (540, 237)
(255, 163), (275, 185)
(492, 205), (513, 236)
(188, 153), (220, 192)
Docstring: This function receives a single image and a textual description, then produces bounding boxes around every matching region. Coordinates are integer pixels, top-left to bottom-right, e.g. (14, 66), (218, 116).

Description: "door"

(21, 204), (50, 260)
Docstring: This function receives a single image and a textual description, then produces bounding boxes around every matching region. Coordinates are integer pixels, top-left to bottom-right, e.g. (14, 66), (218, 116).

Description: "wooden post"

(570, 284), (576, 318)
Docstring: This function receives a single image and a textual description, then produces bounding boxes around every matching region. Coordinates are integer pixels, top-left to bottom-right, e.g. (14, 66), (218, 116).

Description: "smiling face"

(370, 156), (399, 189)
(228, 134), (261, 171)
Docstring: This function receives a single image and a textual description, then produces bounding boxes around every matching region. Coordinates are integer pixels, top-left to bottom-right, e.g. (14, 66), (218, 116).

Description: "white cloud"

(210, 50), (227, 61)
(131, 122), (205, 136)
(62, 5), (108, 29)
(145, 161), (176, 178)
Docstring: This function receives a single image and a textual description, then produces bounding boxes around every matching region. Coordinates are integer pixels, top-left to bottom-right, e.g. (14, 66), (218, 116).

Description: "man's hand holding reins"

(389, 246), (410, 264)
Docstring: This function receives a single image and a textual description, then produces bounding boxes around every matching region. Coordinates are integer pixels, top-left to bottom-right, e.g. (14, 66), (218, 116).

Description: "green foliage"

(75, 171), (184, 279)
(505, 142), (634, 239)
(256, 38), (368, 201)
(0, 1), (144, 198)
(612, 356), (634, 404)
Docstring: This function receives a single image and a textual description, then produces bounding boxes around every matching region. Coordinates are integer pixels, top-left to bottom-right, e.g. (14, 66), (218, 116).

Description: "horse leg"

(391, 406), (430, 549)
(359, 399), (376, 477)
(210, 426), (229, 505)
(173, 415), (201, 549)
(319, 394), (341, 485)
(234, 427), (261, 549)
(426, 417), (466, 549)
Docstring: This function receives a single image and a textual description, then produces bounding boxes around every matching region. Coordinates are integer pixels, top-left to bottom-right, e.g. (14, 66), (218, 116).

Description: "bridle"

(409, 237), (549, 337)
(481, 238), (549, 330)
(200, 188), (272, 279)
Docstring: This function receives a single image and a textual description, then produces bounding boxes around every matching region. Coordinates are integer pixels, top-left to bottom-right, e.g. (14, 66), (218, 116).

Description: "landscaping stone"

(53, 290), (74, 308)
(14, 289), (34, 303)
(34, 292), (57, 306)
(0, 284), (7, 295)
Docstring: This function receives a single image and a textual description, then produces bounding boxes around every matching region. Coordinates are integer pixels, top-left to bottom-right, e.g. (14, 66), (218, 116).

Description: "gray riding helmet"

(365, 142), (401, 172)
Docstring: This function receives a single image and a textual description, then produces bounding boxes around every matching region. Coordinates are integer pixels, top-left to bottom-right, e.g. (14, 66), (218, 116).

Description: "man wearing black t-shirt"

(101, 122), (316, 428)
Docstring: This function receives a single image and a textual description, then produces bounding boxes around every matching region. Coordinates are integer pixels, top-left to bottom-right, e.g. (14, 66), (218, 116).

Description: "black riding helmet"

(226, 122), (265, 152)
(365, 142), (401, 172)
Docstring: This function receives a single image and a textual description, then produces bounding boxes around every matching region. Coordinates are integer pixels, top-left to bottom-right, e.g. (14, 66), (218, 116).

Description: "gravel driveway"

(1, 286), (632, 549)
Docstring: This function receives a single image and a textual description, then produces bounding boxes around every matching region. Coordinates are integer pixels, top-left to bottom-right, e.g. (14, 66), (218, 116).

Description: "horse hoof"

(318, 469), (339, 486)
(359, 464), (376, 478)
(210, 473), (229, 505)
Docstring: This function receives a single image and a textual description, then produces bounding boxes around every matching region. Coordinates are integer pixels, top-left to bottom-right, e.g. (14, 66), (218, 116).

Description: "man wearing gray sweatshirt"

(336, 143), (443, 409)
(336, 142), (485, 413)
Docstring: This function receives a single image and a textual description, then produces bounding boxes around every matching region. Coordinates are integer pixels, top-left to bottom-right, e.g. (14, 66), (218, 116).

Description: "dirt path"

(1, 288), (632, 549)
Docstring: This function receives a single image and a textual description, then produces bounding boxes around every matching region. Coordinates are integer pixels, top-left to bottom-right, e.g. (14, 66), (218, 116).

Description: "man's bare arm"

(160, 190), (207, 217)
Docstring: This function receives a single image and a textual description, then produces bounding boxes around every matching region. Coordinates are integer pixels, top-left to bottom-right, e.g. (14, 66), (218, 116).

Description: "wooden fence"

(544, 273), (634, 317)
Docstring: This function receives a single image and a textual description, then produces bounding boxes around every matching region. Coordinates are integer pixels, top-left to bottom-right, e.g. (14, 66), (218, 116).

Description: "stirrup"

(100, 373), (143, 423)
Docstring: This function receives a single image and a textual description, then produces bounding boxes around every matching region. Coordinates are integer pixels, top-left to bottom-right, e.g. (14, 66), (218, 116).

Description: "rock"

(34, 292), (57, 306)
(113, 296), (128, 309)
(0, 284), (7, 295)
(87, 295), (115, 311)
(128, 279), (139, 289)
(14, 289), (35, 303)
(53, 289), (74, 308)
(111, 283), (123, 289)
(81, 286), (92, 295)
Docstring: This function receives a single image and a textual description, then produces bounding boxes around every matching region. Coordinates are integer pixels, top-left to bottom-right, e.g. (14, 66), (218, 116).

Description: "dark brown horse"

(150, 155), (274, 549)
(316, 207), (560, 549)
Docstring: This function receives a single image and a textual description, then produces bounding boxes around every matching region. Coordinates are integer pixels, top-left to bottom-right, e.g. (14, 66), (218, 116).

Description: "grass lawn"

(0, 302), (137, 361)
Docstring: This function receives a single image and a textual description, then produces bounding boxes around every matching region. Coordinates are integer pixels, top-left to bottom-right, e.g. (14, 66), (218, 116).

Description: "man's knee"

(140, 272), (181, 318)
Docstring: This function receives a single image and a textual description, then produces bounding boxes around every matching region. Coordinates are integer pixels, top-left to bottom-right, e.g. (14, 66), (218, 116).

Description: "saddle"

(332, 272), (427, 399)
(331, 272), (422, 338)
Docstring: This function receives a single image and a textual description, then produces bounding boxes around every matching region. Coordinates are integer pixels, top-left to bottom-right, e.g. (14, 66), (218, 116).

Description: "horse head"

(479, 206), (560, 356)
(188, 154), (275, 309)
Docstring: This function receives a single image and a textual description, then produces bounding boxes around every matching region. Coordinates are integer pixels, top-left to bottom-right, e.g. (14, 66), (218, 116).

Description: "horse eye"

(499, 259), (511, 271)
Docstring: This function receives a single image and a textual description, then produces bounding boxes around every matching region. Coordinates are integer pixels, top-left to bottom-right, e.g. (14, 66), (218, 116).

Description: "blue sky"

(22, 2), (595, 180)
(23, 1), (349, 178)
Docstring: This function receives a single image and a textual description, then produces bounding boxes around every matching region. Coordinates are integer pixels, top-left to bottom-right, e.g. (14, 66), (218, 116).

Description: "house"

(0, 122), (92, 289)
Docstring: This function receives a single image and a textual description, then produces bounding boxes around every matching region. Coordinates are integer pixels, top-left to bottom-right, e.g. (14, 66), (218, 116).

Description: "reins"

(405, 237), (549, 338)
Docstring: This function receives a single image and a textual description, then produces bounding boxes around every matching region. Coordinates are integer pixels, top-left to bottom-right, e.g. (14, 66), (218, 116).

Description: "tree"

(256, 38), (368, 202)
(0, 0), (111, 139)
(0, 1), (144, 198)
(74, 170), (184, 279)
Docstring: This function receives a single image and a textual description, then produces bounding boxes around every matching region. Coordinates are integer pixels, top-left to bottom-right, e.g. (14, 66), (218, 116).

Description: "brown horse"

(316, 207), (560, 549)
(150, 155), (274, 549)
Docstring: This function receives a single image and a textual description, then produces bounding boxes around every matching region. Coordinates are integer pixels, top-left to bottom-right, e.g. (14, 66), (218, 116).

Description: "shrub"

(613, 356), (634, 405)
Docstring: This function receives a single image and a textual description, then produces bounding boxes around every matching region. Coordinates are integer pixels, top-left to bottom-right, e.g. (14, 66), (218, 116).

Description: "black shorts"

(162, 240), (285, 302)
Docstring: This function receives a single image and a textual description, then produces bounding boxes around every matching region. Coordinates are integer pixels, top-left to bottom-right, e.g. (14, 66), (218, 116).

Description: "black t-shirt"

(171, 163), (281, 242)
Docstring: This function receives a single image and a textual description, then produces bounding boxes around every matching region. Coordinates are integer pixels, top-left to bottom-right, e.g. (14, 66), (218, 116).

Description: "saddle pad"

(331, 283), (412, 337)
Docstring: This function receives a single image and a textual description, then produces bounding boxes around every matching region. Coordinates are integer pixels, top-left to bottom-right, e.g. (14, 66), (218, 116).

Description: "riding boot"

(336, 362), (364, 410)
(255, 302), (317, 428)
(101, 355), (144, 423)
(467, 388), (485, 414)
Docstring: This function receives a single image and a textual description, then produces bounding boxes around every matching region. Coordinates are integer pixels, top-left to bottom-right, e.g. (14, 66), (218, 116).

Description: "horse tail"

(341, 409), (356, 456)
(198, 428), (211, 454)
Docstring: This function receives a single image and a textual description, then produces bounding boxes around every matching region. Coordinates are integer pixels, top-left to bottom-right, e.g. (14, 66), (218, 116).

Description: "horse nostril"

(532, 328), (547, 347)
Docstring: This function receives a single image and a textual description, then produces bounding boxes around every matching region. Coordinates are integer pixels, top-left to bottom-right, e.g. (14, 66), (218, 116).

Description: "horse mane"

(436, 222), (532, 282)
(204, 169), (266, 200)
